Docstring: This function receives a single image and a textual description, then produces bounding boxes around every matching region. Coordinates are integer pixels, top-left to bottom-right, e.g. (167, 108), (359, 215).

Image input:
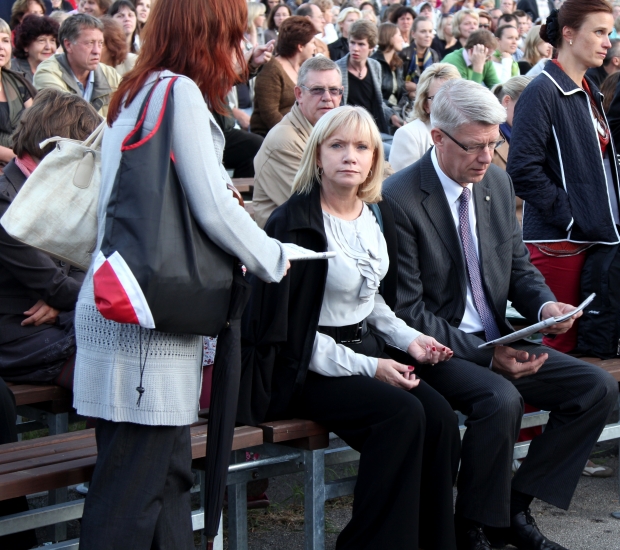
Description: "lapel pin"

(485, 196), (490, 201)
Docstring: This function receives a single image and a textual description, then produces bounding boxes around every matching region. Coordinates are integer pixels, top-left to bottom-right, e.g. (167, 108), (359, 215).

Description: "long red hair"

(107, 0), (247, 123)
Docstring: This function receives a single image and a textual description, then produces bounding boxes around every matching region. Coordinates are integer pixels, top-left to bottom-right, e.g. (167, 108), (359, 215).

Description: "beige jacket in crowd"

(252, 102), (313, 228)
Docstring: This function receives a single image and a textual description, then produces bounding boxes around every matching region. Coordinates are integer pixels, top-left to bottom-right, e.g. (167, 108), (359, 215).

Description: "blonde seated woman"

(240, 105), (460, 550)
(389, 63), (460, 172)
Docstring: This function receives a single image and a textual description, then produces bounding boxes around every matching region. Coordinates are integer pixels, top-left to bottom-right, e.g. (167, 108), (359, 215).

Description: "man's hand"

(408, 334), (453, 364)
(492, 346), (547, 379)
(391, 114), (404, 128)
(22, 300), (60, 327)
(540, 302), (581, 334)
(250, 40), (275, 68)
(231, 108), (250, 130)
(375, 358), (420, 390)
(405, 81), (417, 96)
(469, 44), (489, 74)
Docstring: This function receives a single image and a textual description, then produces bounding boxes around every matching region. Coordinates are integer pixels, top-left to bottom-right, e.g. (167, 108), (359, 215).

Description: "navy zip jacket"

(507, 61), (620, 245)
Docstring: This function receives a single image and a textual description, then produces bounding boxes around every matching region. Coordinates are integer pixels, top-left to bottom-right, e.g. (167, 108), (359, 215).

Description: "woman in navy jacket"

(507, 0), (620, 353)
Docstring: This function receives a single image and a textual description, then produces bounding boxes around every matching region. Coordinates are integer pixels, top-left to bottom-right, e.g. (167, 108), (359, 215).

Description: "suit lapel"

(419, 155), (467, 299)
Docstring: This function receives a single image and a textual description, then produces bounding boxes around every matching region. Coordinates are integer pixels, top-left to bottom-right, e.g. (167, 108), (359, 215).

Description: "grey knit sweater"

(73, 71), (287, 426)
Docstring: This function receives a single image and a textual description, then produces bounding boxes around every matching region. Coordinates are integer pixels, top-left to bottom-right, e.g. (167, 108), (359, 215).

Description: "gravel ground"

(26, 442), (620, 549)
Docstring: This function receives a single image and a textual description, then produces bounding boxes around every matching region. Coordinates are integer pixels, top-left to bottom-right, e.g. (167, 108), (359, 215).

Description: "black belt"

(317, 319), (368, 344)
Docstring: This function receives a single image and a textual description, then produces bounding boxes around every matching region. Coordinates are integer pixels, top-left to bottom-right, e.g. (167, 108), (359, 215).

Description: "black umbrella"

(203, 267), (252, 543)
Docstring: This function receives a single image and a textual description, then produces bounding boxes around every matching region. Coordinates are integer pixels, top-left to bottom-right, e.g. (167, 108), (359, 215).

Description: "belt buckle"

(340, 322), (363, 345)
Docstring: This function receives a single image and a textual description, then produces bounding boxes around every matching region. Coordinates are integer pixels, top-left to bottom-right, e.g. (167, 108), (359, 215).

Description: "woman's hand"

(407, 334), (453, 364)
(375, 358), (420, 390)
(250, 40), (275, 68)
(22, 300), (60, 327)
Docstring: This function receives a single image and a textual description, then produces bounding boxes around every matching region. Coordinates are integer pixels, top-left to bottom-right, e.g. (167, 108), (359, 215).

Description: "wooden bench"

(0, 423), (263, 549)
(7, 382), (73, 435)
(231, 178), (254, 197)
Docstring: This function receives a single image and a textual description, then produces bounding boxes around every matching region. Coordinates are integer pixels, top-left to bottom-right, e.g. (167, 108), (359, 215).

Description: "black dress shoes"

(457, 526), (492, 550)
(508, 509), (569, 550)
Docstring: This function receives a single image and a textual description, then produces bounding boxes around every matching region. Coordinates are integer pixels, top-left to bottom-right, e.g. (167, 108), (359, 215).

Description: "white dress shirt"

(431, 148), (486, 334)
(308, 206), (421, 378)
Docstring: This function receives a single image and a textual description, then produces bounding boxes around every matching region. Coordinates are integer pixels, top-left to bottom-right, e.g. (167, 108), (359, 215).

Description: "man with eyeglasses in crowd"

(252, 57), (343, 228)
(382, 79), (617, 550)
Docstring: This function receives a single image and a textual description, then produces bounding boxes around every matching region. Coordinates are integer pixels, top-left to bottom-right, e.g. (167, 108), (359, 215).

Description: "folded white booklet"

(282, 242), (336, 261)
(478, 293), (596, 349)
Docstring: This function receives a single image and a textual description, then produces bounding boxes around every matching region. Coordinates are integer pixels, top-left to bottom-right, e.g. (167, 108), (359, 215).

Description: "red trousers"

(526, 244), (587, 353)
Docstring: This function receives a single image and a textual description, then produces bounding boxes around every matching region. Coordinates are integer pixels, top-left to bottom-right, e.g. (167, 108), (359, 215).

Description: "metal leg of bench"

(228, 450), (248, 550)
(47, 411), (69, 542)
(302, 448), (325, 550)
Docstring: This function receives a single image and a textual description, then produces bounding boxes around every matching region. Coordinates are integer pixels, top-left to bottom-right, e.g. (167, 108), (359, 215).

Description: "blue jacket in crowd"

(507, 61), (620, 245)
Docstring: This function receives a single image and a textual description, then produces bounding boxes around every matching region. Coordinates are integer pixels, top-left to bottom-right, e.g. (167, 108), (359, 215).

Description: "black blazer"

(382, 150), (556, 366)
(238, 184), (328, 425)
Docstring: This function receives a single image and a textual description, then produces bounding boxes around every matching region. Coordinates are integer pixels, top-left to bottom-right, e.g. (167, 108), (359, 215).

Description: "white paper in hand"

(282, 242), (336, 261)
(478, 293), (596, 349)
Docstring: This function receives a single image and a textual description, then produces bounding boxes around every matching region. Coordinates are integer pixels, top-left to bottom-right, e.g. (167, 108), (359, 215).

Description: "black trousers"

(80, 420), (195, 550)
(222, 128), (263, 179)
(297, 331), (460, 550)
(416, 341), (618, 528)
(0, 378), (38, 549)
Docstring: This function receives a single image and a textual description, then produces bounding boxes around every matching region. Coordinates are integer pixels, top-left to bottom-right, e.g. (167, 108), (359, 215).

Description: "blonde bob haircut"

(451, 9), (479, 39)
(413, 63), (461, 123)
(522, 25), (547, 65)
(292, 106), (384, 204)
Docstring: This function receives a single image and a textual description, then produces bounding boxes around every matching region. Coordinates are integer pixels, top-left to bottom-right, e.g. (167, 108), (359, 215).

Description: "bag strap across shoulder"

(121, 75), (178, 151)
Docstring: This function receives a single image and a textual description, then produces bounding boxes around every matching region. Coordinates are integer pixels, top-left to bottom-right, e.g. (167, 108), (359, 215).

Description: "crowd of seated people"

(2, 0), (620, 549)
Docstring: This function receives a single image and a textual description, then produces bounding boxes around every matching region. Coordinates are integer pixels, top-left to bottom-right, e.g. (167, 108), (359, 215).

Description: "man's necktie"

(458, 187), (501, 342)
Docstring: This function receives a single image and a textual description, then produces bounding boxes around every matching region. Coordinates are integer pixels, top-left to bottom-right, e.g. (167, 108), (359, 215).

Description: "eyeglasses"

(300, 85), (344, 97)
(440, 129), (505, 154)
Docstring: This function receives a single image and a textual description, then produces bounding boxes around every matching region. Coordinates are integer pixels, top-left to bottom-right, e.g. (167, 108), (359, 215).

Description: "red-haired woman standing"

(507, 0), (620, 353)
(74, 0), (290, 547)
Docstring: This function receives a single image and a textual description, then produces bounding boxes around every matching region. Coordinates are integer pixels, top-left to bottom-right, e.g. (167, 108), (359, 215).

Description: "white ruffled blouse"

(309, 205), (421, 379)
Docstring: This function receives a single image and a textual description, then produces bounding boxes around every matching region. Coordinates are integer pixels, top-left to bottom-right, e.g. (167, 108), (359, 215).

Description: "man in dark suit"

(382, 79), (618, 550)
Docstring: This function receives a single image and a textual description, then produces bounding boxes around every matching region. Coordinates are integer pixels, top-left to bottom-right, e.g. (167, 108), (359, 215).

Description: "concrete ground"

(27, 442), (620, 549)
(233, 441), (620, 550)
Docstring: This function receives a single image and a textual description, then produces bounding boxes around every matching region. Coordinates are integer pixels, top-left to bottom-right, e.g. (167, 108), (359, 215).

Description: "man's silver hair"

(298, 57), (342, 87)
(430, 79), (507, 133)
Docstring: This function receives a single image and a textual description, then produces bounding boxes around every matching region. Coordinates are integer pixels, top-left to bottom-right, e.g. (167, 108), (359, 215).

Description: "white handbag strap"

(39, 119), (107, 151)
(83, 120), (107, 148)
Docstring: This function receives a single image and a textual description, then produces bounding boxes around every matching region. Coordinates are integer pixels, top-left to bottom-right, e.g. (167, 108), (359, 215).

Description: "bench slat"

(0, 430), (94, 457)
(0, 456), (96, 501)
(0, 446), (98, 476)
(9, 385), (72, 407)
(0, 437), (96, 466)
(259, 419), (328, 443)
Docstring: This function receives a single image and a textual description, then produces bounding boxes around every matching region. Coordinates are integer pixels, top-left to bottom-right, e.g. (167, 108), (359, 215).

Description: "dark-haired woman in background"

(9, 0), (44, 30)
(11, 14), (58, 82)
(264, 3), (291, 43)
(250, 16), (316, 136)
(372, 23), (406, 114)
(108, 0), (139, 53)
(507, 0), (620, 353)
